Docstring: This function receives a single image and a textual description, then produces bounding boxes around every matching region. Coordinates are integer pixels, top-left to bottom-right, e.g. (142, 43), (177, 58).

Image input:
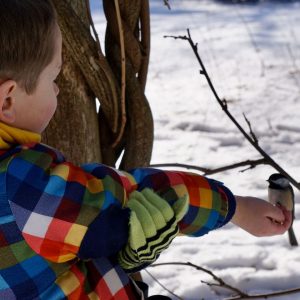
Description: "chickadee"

(267, 173), (298, 246)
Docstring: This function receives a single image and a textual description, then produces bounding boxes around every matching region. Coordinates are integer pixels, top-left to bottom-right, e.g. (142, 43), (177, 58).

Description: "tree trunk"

(43, 0), (101, 165)
(44, 0), (153, 169)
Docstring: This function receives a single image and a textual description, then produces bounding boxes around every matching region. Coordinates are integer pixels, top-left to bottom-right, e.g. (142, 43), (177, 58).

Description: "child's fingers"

(266, 217), (289, 235)
(264, 205), (291, 235)
(266, 206), (292, 235)
(281, 208), (292, 228)
(275, 203), (292, 228)
(265, 204), (285, 224)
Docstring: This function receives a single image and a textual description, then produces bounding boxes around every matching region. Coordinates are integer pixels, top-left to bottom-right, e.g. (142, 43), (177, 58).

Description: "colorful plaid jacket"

(0, 142), (236, 299)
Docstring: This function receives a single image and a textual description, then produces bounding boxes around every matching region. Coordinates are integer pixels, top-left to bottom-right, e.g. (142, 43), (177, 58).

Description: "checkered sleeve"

(128, 168), (236, 237)
(5, 143), (235, 267)
(5, 144), (131, 263)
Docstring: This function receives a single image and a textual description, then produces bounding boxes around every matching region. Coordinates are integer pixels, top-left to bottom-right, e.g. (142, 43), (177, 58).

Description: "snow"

(91, 0), (300, 299)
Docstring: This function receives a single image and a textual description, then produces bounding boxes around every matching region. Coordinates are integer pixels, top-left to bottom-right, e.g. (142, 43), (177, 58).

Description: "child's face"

(12, 23), (62, 134)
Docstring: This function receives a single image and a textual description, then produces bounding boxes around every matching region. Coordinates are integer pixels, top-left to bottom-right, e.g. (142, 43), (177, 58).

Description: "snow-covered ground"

(91, 1), (300, 298)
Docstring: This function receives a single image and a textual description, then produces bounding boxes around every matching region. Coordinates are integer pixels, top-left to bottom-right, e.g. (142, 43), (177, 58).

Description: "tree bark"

(103, 0), (153, 170)
(43, 0), (101, 166)
(44, 0), (153, 170)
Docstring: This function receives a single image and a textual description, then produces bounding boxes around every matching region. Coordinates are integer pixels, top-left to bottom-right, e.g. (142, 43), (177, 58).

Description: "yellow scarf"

(0, 122), (41, 149)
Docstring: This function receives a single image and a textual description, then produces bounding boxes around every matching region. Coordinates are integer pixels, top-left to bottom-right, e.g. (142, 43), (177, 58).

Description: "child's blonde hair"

(0, 0), (57, 94)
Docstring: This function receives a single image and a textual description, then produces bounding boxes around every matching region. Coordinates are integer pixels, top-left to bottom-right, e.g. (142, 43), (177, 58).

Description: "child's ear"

(0, 80), (17, 124)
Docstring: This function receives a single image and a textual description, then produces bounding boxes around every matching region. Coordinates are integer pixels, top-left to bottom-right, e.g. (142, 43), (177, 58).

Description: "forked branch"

(164, 29), (300, 191)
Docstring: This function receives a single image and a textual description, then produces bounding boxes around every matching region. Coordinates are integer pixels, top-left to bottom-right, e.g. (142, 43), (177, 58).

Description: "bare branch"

(243, 113), (258, 145)
(149, 262), (247, 297)
(164, 34), (188, 41)
(149, 262), (300, 299)
(225, 287), (300, 299)
(151, 158), (268, 175)
(165, 29), (300, 192)
(163, 0), (171, 10)
(144, 270), (183, 300)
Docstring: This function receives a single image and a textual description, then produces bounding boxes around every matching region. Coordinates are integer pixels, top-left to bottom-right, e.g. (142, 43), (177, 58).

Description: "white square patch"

(104, 269), (123, 295)
(23, 212), (52, 238)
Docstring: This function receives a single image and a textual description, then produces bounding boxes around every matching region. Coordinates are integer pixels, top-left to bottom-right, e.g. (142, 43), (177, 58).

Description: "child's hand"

(118, 189), (188, 272)
(231, 196), (292, 237)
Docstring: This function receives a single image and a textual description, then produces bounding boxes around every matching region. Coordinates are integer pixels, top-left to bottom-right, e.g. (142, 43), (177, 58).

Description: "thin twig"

(163, 0), (171, 10)
(286, 43), (300, 93)
(150, 262), (300, 299)
(225, 286), (300, 299)
(165, 29), (300, 192)
(112, 0), (127, 148)
(149, 262), (247, 297)
(144, 270), (183, 300)
(151, 158), (268, 176)
(243, 113), (258, 145)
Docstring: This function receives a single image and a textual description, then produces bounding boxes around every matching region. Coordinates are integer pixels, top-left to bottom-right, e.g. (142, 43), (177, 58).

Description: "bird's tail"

(288, 227), (298, 246)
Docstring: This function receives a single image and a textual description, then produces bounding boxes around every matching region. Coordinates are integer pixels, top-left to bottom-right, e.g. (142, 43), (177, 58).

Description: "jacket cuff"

(78, 205), (130, 259)
(220, 184), (236, 225)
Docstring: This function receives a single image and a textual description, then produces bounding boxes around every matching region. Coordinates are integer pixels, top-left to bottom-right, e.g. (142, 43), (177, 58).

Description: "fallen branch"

(149, 261), (247, 297)
(149, 261), (300, 299)
(225, 286), (300, 300)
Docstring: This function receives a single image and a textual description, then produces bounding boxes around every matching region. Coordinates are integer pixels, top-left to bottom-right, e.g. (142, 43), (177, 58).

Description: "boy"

(0, 0), (291, 299)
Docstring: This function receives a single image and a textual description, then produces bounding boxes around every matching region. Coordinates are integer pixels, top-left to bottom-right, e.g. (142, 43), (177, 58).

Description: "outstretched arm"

(231, 196), (292, 236)
(6, 144), (235, 266)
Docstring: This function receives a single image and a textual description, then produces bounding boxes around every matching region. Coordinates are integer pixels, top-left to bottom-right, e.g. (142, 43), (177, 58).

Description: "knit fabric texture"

(118, 189), (188, 272)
